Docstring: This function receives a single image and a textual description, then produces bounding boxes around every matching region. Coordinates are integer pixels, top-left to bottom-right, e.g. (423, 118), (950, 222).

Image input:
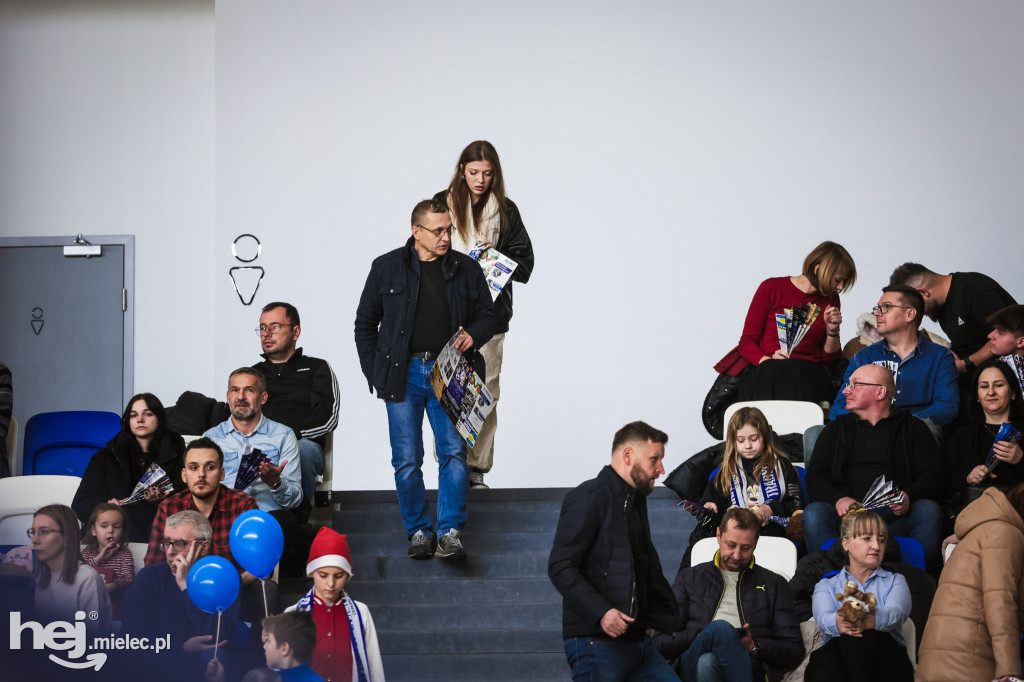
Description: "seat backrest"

(23, 411), (121, 476)
(5, 415), (16, 477)
(0, 475), (83, 545)
(691, 535), (798, 581)
(894, 537), (925, 571)
(128, 542), (148, 575)
(723, 400), (824, 436)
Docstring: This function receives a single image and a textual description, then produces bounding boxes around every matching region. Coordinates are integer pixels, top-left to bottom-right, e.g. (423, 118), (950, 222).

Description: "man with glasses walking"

(354, 199), (494, 561)
(253, 302), (339, 500)
(804, 363), (946, 570)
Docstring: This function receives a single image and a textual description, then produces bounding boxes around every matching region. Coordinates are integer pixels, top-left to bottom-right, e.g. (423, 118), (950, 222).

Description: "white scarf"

(447, 191), (502, 255)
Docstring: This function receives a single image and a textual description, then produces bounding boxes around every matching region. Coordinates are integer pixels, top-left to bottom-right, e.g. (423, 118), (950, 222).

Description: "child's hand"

(205, 657), (225, 682)
(703, 502), (718, 513)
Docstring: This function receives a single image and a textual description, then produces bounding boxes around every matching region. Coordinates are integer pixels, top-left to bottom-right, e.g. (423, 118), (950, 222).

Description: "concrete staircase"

(320, 487), (695, 682)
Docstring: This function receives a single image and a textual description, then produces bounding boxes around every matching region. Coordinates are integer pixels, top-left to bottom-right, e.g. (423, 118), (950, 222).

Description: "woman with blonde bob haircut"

(806, 510), (913, 682)
(917, 483), (1024, 682)
(433, 140), (535, 489)
(715, 241), (857, 408)
(700, 407), (802, 538)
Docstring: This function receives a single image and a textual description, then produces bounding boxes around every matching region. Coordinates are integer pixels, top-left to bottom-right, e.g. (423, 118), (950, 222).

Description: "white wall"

(0, 0), (217, 397)
(3, 1), (1022, 490)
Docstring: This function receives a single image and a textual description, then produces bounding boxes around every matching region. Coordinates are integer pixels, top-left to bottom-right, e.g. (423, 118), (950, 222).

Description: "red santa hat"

(306, 527), (353, 577)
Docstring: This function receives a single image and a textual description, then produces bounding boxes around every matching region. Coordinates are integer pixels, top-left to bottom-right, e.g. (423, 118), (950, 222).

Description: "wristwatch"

(963, 357), (975, 372)
(750, 640), (761, 657)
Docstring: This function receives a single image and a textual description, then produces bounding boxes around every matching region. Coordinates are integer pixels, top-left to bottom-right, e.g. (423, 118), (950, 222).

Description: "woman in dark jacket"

(943, 358), (1024, 514)
(433, 140), (535, 489)
(72, 393), (185, 542)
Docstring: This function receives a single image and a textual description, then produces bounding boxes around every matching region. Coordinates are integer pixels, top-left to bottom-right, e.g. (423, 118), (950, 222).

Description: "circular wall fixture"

(232, 234), (262, 263)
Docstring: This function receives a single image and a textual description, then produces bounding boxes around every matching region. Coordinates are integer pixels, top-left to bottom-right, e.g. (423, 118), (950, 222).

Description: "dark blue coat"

(354, 237), (495, 402)
(548, 466), (678, 639)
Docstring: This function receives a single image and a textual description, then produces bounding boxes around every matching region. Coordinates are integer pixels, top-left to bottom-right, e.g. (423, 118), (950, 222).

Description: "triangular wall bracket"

(228, 266), (265, 306)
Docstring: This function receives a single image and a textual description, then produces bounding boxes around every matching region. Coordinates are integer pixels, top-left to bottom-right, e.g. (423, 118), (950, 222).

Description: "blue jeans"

(563, 635), (678, 682)
(297, 438), (324, 496)
(677, 621), (756, 682)
(385, 357), (468, 538)
(804, 499), (943, 571)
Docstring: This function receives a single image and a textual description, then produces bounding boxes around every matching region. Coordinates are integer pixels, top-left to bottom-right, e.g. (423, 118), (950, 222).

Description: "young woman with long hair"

(433, 140), (535, 489)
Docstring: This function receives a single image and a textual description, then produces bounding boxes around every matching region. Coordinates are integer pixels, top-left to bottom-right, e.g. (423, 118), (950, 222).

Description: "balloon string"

(262, 579), (269, 618)
(214, 612), (221, 661)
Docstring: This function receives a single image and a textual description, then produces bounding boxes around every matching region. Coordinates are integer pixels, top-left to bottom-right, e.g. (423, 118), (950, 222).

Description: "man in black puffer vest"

(549, 421), (678, 681)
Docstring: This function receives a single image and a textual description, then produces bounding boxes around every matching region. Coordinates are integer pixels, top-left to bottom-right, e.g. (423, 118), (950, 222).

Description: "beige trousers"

(469, 332), (504, 473)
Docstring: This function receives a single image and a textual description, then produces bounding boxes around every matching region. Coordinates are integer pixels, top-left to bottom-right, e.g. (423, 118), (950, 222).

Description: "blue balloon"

(229, 509), (284, 579)
(187, 556), (240, 614)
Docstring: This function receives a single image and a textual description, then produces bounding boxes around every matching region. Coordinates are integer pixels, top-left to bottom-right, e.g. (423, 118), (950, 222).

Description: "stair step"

(353, 578), (559, 605)
(344, 530), (689, 556)
(373, 602), (560, 630)
(335, 507), (562, 534)
(382, 652), (568, 680)
(354, 552), (553, 581)
(379, 628), (562, 655)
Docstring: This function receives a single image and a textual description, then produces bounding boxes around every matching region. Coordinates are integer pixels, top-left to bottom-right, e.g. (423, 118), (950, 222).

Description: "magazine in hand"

(1003, 354), (1024, 395)
(676, 499), (715, 526)
(774, 303), (821, 356)
(429, 331), (495, 447)
(857, 475), (905, 511)
(985, 422), (1024, 472)
(468, 241), (518, 301)
(120, 463), (175, 505)
(234, 444), (272, 491)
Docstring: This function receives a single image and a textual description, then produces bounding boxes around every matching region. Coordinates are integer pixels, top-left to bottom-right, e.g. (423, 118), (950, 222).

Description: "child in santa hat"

(286, 527), (385, 682)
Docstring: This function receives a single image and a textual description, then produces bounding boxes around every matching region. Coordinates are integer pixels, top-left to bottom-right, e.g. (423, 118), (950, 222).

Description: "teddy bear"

(835, 580), (877, 626)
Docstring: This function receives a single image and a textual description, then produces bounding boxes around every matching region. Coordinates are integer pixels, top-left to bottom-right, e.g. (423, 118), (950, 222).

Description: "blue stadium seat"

(22, 410), (121, 476)
(819, 536), (925, 571)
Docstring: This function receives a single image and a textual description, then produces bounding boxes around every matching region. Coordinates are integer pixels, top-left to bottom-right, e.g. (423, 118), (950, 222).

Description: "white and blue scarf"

(728, 460), (790, 527)
(295, 587), (371, 682)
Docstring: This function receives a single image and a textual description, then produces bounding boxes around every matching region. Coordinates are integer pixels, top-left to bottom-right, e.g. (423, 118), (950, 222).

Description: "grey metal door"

(0, 235), (134, 474)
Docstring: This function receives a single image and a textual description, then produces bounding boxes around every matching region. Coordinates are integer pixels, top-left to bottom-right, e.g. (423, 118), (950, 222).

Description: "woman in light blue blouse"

(805, 510), (914, 682)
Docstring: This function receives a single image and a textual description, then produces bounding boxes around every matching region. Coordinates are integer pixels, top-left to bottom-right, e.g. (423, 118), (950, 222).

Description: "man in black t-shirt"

(354, 199), (495, 561)
(889, 263), (1016, 376)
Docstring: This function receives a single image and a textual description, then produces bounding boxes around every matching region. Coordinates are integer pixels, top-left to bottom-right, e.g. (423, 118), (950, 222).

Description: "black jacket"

(354, 237), (495, 402)
(432, 191), (535, 334)
(253, 348), (339, 443)
(72, 430), (186, 543)
(548, 466), (678, 639)
(652, 558), (804, 682)
(805, 410), (945, 505)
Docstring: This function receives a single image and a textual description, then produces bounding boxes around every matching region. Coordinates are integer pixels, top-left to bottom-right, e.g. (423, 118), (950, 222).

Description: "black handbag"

(701, 366), (749, 440)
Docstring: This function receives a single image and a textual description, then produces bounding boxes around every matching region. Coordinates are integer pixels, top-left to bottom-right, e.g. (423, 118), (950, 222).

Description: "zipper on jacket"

(623, 492), (637, 618)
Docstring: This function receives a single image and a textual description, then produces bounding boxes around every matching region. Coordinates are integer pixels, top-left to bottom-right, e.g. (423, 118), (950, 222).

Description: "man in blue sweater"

(830, 285), (958, 442)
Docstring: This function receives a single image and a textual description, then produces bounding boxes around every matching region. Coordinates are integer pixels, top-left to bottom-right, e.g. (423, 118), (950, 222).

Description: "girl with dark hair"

(433, 140), (535, 489)
(943, 358), (1024, 512)
(716, 241), (857, 406)
(72, 392), (186, 542)
(31, 504), (111, 635)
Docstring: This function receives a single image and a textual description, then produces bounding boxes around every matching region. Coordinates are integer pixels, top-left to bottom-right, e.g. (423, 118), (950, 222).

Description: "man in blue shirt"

(205, 367), (305, 571)
(830, 285), (958, 441)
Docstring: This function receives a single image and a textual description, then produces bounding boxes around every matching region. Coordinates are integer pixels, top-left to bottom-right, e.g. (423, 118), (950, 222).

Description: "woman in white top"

(31, 503), (111, 636)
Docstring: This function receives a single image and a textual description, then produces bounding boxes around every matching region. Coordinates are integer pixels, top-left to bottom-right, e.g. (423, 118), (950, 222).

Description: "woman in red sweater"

(718, 241), (857, 405)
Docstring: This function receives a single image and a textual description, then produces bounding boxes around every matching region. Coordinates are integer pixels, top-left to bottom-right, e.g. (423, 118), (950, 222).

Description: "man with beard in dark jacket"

(652, 508), (803, 682)
(549, 421), (678, 681)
